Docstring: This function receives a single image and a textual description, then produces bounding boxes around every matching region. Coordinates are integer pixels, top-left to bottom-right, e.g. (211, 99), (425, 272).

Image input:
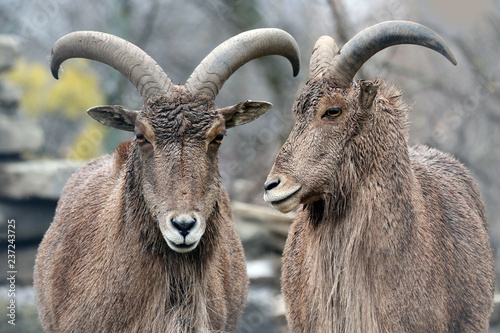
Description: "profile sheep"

(34, 28), (300, 332)
(263, 21), (494, 332)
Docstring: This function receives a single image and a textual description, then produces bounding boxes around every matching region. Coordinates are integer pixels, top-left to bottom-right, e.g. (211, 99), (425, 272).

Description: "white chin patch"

(263, 184), (302, 213)
(165, 238), (200, 253)
(159, 212), (206, 253)
(270, 198), (300, 214)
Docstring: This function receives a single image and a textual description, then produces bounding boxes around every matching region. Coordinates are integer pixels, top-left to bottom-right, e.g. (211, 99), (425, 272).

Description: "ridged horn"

(50, 31), (173, 102)
(309, 36), (339, 80)
(327, 20), (457, 87)
(185, 28), (300, 99)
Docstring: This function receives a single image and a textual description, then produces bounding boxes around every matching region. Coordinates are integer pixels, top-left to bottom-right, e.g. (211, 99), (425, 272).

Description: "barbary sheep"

(34, 28), (300, 332)
(263, 21), (494, 332)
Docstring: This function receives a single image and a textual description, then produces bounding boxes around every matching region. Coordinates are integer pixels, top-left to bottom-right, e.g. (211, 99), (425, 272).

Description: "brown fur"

(34, 89), (248, 332)
(266, 78), (494, 332)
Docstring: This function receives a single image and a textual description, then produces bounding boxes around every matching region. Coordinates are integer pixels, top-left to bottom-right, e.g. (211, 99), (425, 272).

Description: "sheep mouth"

(264, 185), (302, 213)
(270, 190), (300, 206)
(166, 239), (199, 253)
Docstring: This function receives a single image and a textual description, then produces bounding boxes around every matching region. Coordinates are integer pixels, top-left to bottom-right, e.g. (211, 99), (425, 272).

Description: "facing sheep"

(34, 29), (300, 332)
(263, 21), (494, 332)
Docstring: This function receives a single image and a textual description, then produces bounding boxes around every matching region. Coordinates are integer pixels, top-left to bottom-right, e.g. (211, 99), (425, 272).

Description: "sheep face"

(91, 88), (271, 253)
(263, 21), (457, 216)
(264, 79), (388, 214)
(135, 93), (220, 253)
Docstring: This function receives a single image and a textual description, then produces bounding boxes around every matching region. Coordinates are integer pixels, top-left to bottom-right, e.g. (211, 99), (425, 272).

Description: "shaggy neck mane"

(301, 82), (419, 331)
(111, 142), (225, 330)
(303, 156), (418, 331)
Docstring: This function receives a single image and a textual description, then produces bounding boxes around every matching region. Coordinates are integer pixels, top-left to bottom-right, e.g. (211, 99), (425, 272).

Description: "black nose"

(264, 179), (280, 192)
(171, 218), (196, 237)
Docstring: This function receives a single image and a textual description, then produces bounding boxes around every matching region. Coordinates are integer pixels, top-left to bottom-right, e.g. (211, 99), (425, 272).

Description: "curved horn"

(309, 36), (339, 80)
(50, 31), (173, 102)
(328, 20), (457, 87)
(185, 28), (300, 99)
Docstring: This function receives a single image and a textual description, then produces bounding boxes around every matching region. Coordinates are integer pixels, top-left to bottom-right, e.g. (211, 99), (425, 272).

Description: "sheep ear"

(218, 100), (272, 128)
(359, 80), (379, 109)
(87, 105), (140, 131)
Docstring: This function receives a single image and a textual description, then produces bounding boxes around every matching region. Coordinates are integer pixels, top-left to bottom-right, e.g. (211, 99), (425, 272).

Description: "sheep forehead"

(142, 95), (220, 143)
(293, 80), (351, 120)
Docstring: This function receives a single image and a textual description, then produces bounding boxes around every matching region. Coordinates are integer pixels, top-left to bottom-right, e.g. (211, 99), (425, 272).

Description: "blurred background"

(0, 0), (499, 332)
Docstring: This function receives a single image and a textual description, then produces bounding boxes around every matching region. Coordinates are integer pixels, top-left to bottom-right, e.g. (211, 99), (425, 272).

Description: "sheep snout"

(160, 213), (206, 253)
(263, 176), (302, 213)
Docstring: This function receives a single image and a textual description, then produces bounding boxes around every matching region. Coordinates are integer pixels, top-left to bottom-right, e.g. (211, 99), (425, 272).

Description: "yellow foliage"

(66, 122), (107, 161)
(4, 57), (110, 160)
(4, 58), (106, 119)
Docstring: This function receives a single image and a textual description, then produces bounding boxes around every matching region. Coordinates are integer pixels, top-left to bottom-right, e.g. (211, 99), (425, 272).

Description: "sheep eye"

(323, 107), (342, 119)
(211, 133), (225, 145)
(136, 133), (148, 144)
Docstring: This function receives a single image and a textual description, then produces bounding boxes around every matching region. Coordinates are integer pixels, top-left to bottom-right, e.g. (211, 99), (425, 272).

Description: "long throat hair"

(122, 142), (221, 262)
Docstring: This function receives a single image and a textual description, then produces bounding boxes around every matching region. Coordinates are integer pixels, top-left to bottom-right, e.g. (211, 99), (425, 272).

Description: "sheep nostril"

(171, 218), (196, 238)
(264, 179), (280, 192)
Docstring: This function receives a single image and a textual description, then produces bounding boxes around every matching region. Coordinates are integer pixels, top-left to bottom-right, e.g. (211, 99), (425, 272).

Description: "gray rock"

(0, 159), (83, 200)
(0, 34), (19, 73)
(0, 199), (57, 241)
(0, 82), (21, 115)
(0, 114), (44, 154)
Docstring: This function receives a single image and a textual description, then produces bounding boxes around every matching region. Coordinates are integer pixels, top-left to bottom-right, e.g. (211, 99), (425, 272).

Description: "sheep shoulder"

(408, 144), (494, 330)
(34, 145), (129, 330)
(409, 144), (486, 226)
